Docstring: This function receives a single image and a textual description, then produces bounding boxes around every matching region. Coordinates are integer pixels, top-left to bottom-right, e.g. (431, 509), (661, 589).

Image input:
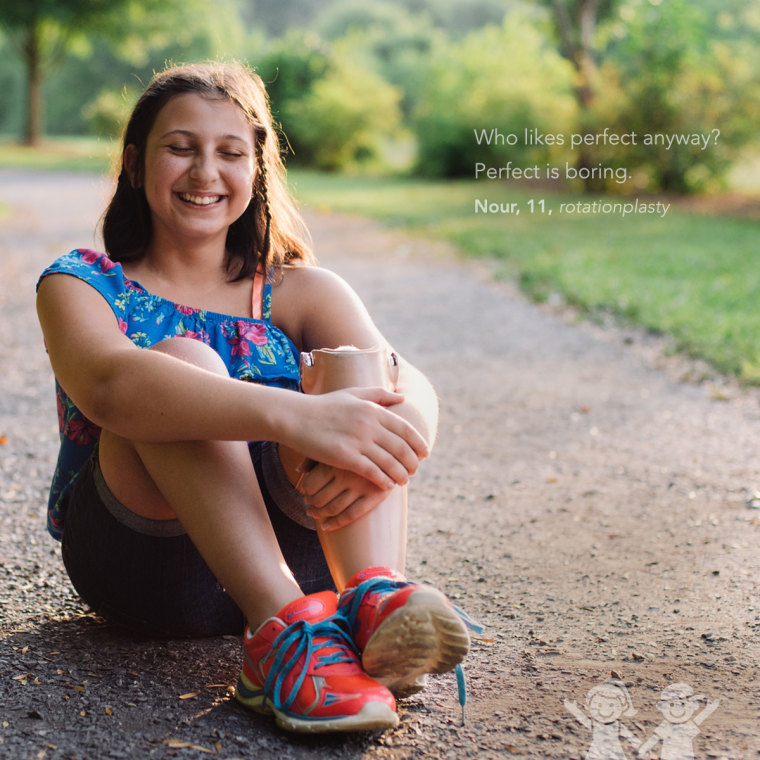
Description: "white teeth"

(179, 192), (221, 206)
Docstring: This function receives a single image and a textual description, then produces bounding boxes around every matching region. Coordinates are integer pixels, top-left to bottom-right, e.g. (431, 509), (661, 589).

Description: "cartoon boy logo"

(638, 682), (719, 760)
(566, 678), (642, 759)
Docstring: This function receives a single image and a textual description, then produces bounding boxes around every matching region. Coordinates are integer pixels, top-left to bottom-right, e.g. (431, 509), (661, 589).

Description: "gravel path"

(1, 169), (759, 760)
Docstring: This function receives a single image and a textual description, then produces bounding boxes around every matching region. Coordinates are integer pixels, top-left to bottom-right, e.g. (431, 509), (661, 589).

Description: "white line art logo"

(638, 682), (720, 760)
(565, 678), (641, 759)
(565, 679), (720, 760)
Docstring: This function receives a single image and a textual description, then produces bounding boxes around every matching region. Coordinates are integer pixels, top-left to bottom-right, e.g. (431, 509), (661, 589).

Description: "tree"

(0, 0), (231, 145)
(0, 0), (130, 144)
(538, 0), (620, 109)
(534, 0), (622, 186)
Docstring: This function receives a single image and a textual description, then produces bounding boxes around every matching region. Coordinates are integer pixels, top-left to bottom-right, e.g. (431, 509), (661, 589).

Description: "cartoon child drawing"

(638, 682), (719, 760)
(566, 678), (642, 760)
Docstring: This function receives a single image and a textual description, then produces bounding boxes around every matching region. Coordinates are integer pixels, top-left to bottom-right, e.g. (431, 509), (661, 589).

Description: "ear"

(123, 144), (139, 188)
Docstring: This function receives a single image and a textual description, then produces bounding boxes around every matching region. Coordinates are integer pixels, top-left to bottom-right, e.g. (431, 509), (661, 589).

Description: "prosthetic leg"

(278, 346), (406, 590)
(279, 348), (476, 705)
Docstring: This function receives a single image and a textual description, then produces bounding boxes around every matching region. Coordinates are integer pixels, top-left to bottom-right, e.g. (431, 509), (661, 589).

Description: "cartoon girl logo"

(566, 679), (641, 760)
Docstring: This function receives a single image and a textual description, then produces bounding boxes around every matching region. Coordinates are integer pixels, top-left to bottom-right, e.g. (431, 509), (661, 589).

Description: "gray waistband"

(92, 454), (187, 538)
(259, 441), (315, 530)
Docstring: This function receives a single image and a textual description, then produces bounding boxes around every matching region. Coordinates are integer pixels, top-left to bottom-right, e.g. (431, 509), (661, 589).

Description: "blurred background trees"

(0, 0), (758, 193)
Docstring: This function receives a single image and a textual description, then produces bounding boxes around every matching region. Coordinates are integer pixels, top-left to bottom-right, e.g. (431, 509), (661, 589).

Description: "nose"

(189, 148), (219, 183)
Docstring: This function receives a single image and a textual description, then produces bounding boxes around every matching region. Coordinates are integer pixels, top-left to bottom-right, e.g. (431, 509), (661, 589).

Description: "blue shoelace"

(453, 606), (485, 725)
(263, 615), (358, 714)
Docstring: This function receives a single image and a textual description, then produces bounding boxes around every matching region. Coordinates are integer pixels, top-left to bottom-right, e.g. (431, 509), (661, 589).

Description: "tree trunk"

(550, 0), (601, 190)
(23, 21), (43, 147)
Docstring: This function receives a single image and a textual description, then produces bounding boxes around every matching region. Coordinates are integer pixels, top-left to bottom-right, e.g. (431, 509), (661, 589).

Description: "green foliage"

(253, 32), (330, 126)
(0, 0), (130, 31)
(0, 36), (24, 134)
(411, 10), (577, 177)
(242, 0), (322, 36)
(82, 86), (141, 138)
(314, 2), (444, 119)
(369, 0), (508, 36)
(281, 47), (403, 171)
(253, 30), (404, 171)
(594, 0), (760, 193)
(315, 0), (412, 39)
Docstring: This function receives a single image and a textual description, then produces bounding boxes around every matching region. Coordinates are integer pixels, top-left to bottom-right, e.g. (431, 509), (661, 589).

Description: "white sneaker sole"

(236, 676), (398, 733)
(274, 701), (399, 733)
(361, 587), (471, 695)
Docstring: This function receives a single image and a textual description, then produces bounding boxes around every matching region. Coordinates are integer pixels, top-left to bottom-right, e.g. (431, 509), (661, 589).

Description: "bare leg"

(98, 337), (302, 627)
(316, 488), (407, 592)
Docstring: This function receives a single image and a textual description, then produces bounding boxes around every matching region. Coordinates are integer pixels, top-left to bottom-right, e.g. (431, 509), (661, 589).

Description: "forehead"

(151, 93), (253, 141)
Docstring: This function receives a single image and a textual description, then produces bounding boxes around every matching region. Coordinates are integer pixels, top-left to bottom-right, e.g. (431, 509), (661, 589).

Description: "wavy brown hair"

(102, 62), (314, 278)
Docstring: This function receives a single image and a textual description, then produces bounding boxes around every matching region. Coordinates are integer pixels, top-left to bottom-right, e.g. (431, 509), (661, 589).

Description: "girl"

(36, 62), (472, 734)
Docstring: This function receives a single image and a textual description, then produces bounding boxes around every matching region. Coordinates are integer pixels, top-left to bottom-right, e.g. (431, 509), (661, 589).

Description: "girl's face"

(588, 693), (624, 723)
(132, 93), (256, 251)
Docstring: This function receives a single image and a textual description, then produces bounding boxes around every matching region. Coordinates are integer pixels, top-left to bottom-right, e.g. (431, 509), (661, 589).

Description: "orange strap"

(251, 267), (264, 320)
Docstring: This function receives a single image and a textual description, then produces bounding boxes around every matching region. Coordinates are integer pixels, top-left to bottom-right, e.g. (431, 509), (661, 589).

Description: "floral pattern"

(38, 248), (301, 540)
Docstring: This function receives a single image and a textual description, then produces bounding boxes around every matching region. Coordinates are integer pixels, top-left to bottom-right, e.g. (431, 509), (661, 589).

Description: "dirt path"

(1, 170), (758, 760)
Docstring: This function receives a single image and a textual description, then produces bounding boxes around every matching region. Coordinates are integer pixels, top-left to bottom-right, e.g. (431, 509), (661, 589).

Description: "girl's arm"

(37, 273), (428, 490)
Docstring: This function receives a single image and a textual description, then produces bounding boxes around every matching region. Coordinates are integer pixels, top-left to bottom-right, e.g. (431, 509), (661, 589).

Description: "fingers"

(302, 472), (344, 509)
(348, 386), (405, 407)
(330, 387), (430, 460)
(306, 488), (354, 518)
(297, 463), (335, 499)
(309, 491), (389, 532)
(365, 439), (413, 486)
(301, 466), (386, 509)
(378, 405), (430, 460)
(345, 454), (397, 492)
(300, 390), (430, 489)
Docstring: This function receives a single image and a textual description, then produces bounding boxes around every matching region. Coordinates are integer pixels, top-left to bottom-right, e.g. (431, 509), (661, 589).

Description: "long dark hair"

(101, 62), (314, 278)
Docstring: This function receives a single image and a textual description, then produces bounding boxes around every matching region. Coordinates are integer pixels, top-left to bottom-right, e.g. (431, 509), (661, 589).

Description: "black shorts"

(60, 442), (333, 638)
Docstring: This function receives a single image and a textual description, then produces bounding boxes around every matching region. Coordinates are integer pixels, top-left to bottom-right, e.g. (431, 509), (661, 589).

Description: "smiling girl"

(35, 62), (473, 734)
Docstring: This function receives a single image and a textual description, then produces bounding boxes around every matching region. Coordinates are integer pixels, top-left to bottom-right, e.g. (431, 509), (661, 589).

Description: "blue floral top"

(37, 248), (301, 540)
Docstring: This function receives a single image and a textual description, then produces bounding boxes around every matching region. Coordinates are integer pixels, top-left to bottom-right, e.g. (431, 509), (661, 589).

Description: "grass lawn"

(0, 136), (116, 173)
(289, 171), (760, 384)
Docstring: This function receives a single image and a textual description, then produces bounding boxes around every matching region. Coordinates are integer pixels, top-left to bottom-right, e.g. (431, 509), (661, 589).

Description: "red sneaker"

(235, 591), (398, 733)
(337, 567), (472, 696)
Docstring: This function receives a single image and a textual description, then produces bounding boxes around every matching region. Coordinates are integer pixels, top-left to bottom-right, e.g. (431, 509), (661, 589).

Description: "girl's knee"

(149, 337), (228, 376)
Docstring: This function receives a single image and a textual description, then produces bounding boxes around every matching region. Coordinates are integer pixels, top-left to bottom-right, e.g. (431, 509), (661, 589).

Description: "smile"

(177, 192), (223, 206)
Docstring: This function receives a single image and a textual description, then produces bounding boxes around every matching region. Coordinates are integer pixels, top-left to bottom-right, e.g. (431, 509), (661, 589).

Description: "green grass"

(0, 136), (116, 172)
(289, 170), (760, 384)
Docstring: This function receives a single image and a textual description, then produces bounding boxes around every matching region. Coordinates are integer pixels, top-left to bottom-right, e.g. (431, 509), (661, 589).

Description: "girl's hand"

(285, 387), (429, 491)
(298, 463), (389, 531)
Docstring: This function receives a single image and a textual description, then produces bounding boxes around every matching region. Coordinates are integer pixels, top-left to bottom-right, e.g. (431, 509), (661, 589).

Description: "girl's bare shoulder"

(274, 264), (357, 306)
(271, 265), (369, 350)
